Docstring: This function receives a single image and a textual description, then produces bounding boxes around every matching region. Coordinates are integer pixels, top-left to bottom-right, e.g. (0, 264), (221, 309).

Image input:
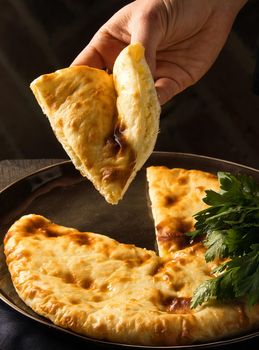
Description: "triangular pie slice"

(146, 166), (220, 257)
(30, 43), (160, 204)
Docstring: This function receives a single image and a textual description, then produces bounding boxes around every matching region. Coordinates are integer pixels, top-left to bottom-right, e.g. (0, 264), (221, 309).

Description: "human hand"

(72, 0), (247, 105)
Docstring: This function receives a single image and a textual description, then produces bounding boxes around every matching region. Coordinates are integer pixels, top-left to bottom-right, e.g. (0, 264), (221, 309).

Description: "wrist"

(212, 0), (248, 30)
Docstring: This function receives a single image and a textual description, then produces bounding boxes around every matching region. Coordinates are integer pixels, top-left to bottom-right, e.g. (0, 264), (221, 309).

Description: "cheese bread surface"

(4, 195), (259, 345)
(30, 43), (160, 204)
(146, 167), (220, 256)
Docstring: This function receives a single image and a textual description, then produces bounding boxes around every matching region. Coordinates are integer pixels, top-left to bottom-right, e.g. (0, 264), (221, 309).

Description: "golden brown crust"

(147, 167), (220, 256)
(4, 212), (259, 345)
(30, 43), (160, 204)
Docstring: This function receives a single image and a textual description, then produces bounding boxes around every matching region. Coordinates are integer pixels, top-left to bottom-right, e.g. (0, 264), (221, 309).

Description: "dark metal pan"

(0, 152), (259, 349)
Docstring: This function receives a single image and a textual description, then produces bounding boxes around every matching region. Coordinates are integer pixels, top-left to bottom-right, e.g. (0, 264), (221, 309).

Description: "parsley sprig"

(188, 172), (259, 308)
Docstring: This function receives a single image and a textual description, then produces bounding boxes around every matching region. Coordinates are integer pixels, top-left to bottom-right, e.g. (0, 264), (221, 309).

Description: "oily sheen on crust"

(30, 43), (160, 205)
(4, 211), (259, 346)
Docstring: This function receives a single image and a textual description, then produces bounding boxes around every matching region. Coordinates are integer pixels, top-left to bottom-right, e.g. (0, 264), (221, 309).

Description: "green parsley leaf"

(187, 172), (259, 308)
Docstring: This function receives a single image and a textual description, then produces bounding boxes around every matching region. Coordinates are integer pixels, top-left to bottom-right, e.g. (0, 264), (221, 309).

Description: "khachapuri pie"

(4, 167), (259, 345)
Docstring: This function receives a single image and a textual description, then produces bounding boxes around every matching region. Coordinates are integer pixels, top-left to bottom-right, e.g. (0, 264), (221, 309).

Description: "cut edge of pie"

(4, 167), (259, 345)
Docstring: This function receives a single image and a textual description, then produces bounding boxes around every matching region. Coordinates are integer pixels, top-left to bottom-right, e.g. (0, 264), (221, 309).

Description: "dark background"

(0, 0), (259, 168)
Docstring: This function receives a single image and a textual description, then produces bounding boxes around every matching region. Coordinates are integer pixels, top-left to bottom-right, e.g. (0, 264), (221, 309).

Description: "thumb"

(130, 16), (161, 76)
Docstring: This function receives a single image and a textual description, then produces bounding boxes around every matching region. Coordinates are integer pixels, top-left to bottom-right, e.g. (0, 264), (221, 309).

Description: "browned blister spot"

(68, 116), (81, 130)
(92, 295), (103, 302)
(124, 259), (137, 268)
(56, 118), (63, 128)
(177, 176), (189, 185)
(62, 272), (75, 284)
(69, 297), (80, 305)
(28, 288), (40, 299)
(149, 261), (164, 276)
(51, 269), (75, 284)
(99, 283), (108, 292)
(41, 74), (51, 82)
(117, 277), (131, 283)
(132, 91), (140, 100)
(41, 227), (60, 238)
(164, 195), (179, 207)
(83, 77), (93, 84)
(78, 277), (93, 289)
(176, 220), (193, 234)
(178, 258), (187, 265)
(16, 216), (49, 237)
(173, 282), (185, 292)
(70, 233), (90, 246)
(74, 101), (82, 109)
(140, 252), (152, 263)
(171, 265), (182, 273)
